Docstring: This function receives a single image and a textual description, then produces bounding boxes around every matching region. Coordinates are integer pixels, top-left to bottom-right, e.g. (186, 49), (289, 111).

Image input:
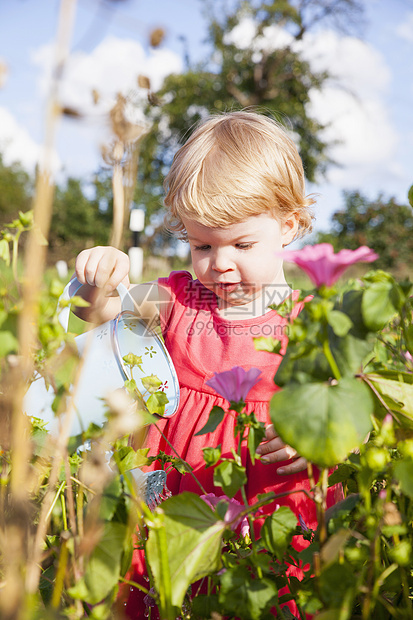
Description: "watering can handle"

(58, 277), (135, 332)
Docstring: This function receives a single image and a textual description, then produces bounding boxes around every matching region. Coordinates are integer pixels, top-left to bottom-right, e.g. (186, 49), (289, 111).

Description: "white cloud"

(32, 36), (183, 116)
(225, 18), (398, 192)
(0, 107), (41, 170)
(29, 36), (183, 174)
(297, 31), (391, 98)
(396, 12), (413, 42)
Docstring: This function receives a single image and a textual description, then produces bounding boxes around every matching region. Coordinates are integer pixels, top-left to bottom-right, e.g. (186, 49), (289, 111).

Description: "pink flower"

(206, 366), (262, 403)
(282, 243), (378, 287)
(201, 493), (250, 537)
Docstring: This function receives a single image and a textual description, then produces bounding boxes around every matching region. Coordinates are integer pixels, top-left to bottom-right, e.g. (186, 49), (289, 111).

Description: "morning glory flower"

(201, 493), (250, 537)
(282, 243), (378, 287)
(206, 366), (262, 403)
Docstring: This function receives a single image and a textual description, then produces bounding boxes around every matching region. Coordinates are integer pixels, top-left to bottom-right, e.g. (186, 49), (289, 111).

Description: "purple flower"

(282, 243), (378, 287)
(298, 513), (309, 532)
(201, 493), (250, 537)
(206, 366), (262, 403)
(143, 587), (157, 608)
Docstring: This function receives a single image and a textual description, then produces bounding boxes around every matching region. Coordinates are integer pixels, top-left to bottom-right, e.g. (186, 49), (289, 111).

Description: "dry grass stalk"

(0, 0), (79, 615)
(107, 93), (151, 248)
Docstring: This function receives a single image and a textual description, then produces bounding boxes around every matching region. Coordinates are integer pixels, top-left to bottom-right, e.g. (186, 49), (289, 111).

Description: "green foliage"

(260, 506), (297, 560)
(0, 154), (33, 227)
(146, 493), (225, 613)
(4, 206), (413, 620)
(49, 175), (112, 263)
(271, 379), (373, 467)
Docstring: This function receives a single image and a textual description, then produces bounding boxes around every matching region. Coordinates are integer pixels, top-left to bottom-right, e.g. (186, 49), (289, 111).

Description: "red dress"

(120, 271), (342, 618)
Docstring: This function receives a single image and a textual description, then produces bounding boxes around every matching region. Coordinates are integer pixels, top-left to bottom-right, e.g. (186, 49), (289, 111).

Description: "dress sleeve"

(157, 271), (193, 336)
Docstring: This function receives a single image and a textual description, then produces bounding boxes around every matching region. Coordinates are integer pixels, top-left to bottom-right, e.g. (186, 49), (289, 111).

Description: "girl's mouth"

(216, 282), (240, 293)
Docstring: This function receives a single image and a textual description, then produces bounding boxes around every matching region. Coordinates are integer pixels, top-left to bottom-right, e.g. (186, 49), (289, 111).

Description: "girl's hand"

(75, 246), (130, 293)
(74, 246), (130, 323)
(256, 424), (308, 475)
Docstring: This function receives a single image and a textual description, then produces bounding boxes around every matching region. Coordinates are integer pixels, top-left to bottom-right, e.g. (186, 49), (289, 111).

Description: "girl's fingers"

(94, 250), (129, 291)
(264, 423), (277, 440)
(277, 457), (308, 475)
(256, 437), (287, 456)
(75, 247), (129, 291)
(259, 445), (298, 463)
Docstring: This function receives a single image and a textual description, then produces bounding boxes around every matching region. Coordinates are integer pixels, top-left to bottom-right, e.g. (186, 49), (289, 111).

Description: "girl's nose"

(212, 249), (234, 272)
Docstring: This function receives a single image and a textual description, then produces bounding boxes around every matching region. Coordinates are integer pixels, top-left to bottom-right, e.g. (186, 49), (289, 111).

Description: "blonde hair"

(164, 110), (315, 239)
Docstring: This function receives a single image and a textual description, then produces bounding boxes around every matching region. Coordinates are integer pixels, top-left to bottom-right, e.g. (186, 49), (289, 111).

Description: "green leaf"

(146, 493), (225, 611)
(68, 522), (127, 605)
(122, 352), (143, 371)
(274, 343), (332, 386)
(260, 506), (297, 560)
(195, 406), (225, 436)
(329, 331), (375, 377)
(141, 374), (163, 393)
(218, 565), (278, 620)
(18, 209), (33, 228)
(270, 378), (373, 467)
(146, 390), (169, 415)
(247, 416), (266, 464)
(365, 373), (413, 425)
(191, 594), (220, 617)
(319, 561), (356, 608)
(0, 330), (18, 356)
(100, 477), (123, 520)
(408, 184), (413, 208)
(202, 445), (222, 468)
(327, 310), (353, 337)
(361, 282), (399, 331)
(393, 460), (413, 498)
(253, 336), (282, 353)
(112, 446), (150, 475)
(213, 460), (247, 498)
(0, 239), (10, 265)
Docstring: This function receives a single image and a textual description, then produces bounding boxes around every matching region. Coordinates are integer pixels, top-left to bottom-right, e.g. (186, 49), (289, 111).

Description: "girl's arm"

(73, 246), (163, 327)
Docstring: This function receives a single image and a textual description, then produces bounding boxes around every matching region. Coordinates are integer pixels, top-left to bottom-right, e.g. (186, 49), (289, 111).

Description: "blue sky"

(1, 0), (412, 236)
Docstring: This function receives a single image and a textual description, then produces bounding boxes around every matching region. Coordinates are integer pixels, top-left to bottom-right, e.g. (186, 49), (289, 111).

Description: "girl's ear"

(281, 212), (299, 246)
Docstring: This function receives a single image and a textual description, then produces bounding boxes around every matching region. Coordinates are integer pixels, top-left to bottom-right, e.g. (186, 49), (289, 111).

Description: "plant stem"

(119, 577), (149, 596)
(60, 492), (68, 531)
(317, 468), (328, 547)
(11, 231), (21, 282)
(153, 423), (207, 495)
(273, 600), (286, 619)
(323, 338), (341, 381)
(153, 512), (174, 620)
(51, 534), (69, 608)
(46, 481), (66, 522)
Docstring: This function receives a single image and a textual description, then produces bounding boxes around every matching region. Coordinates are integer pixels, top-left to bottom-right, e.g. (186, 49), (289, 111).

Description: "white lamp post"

(129, 208), (145, 283)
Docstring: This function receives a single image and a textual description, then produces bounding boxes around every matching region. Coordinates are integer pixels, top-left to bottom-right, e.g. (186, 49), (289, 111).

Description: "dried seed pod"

(0, 60), (8, 88)
(109, 93), (149, 144)
(383, 502), (402, 527)
(92, 88), (100, 105)
(150, 27), (165, 47)
(138, 75), (151, 90)
(61, 106), (83, 118)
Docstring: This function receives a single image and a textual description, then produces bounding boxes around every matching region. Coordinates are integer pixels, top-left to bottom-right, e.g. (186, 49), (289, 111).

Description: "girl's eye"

(236, 243), (253, 250)
(194, 245), (211, 251)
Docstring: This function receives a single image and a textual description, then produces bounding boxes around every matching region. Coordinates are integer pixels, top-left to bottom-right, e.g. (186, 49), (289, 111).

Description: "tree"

(317, 190), (413, 273)
(0, 154), (33, 227)
(48, 174), (112, 264)
(135, 0), (364, 241)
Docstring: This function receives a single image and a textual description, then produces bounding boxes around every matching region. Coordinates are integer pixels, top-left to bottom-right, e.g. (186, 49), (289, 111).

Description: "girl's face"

(183, 213), (298, 314)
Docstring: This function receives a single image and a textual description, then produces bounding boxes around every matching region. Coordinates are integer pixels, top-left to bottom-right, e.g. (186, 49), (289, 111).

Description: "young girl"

(75, 111), (341, 617)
